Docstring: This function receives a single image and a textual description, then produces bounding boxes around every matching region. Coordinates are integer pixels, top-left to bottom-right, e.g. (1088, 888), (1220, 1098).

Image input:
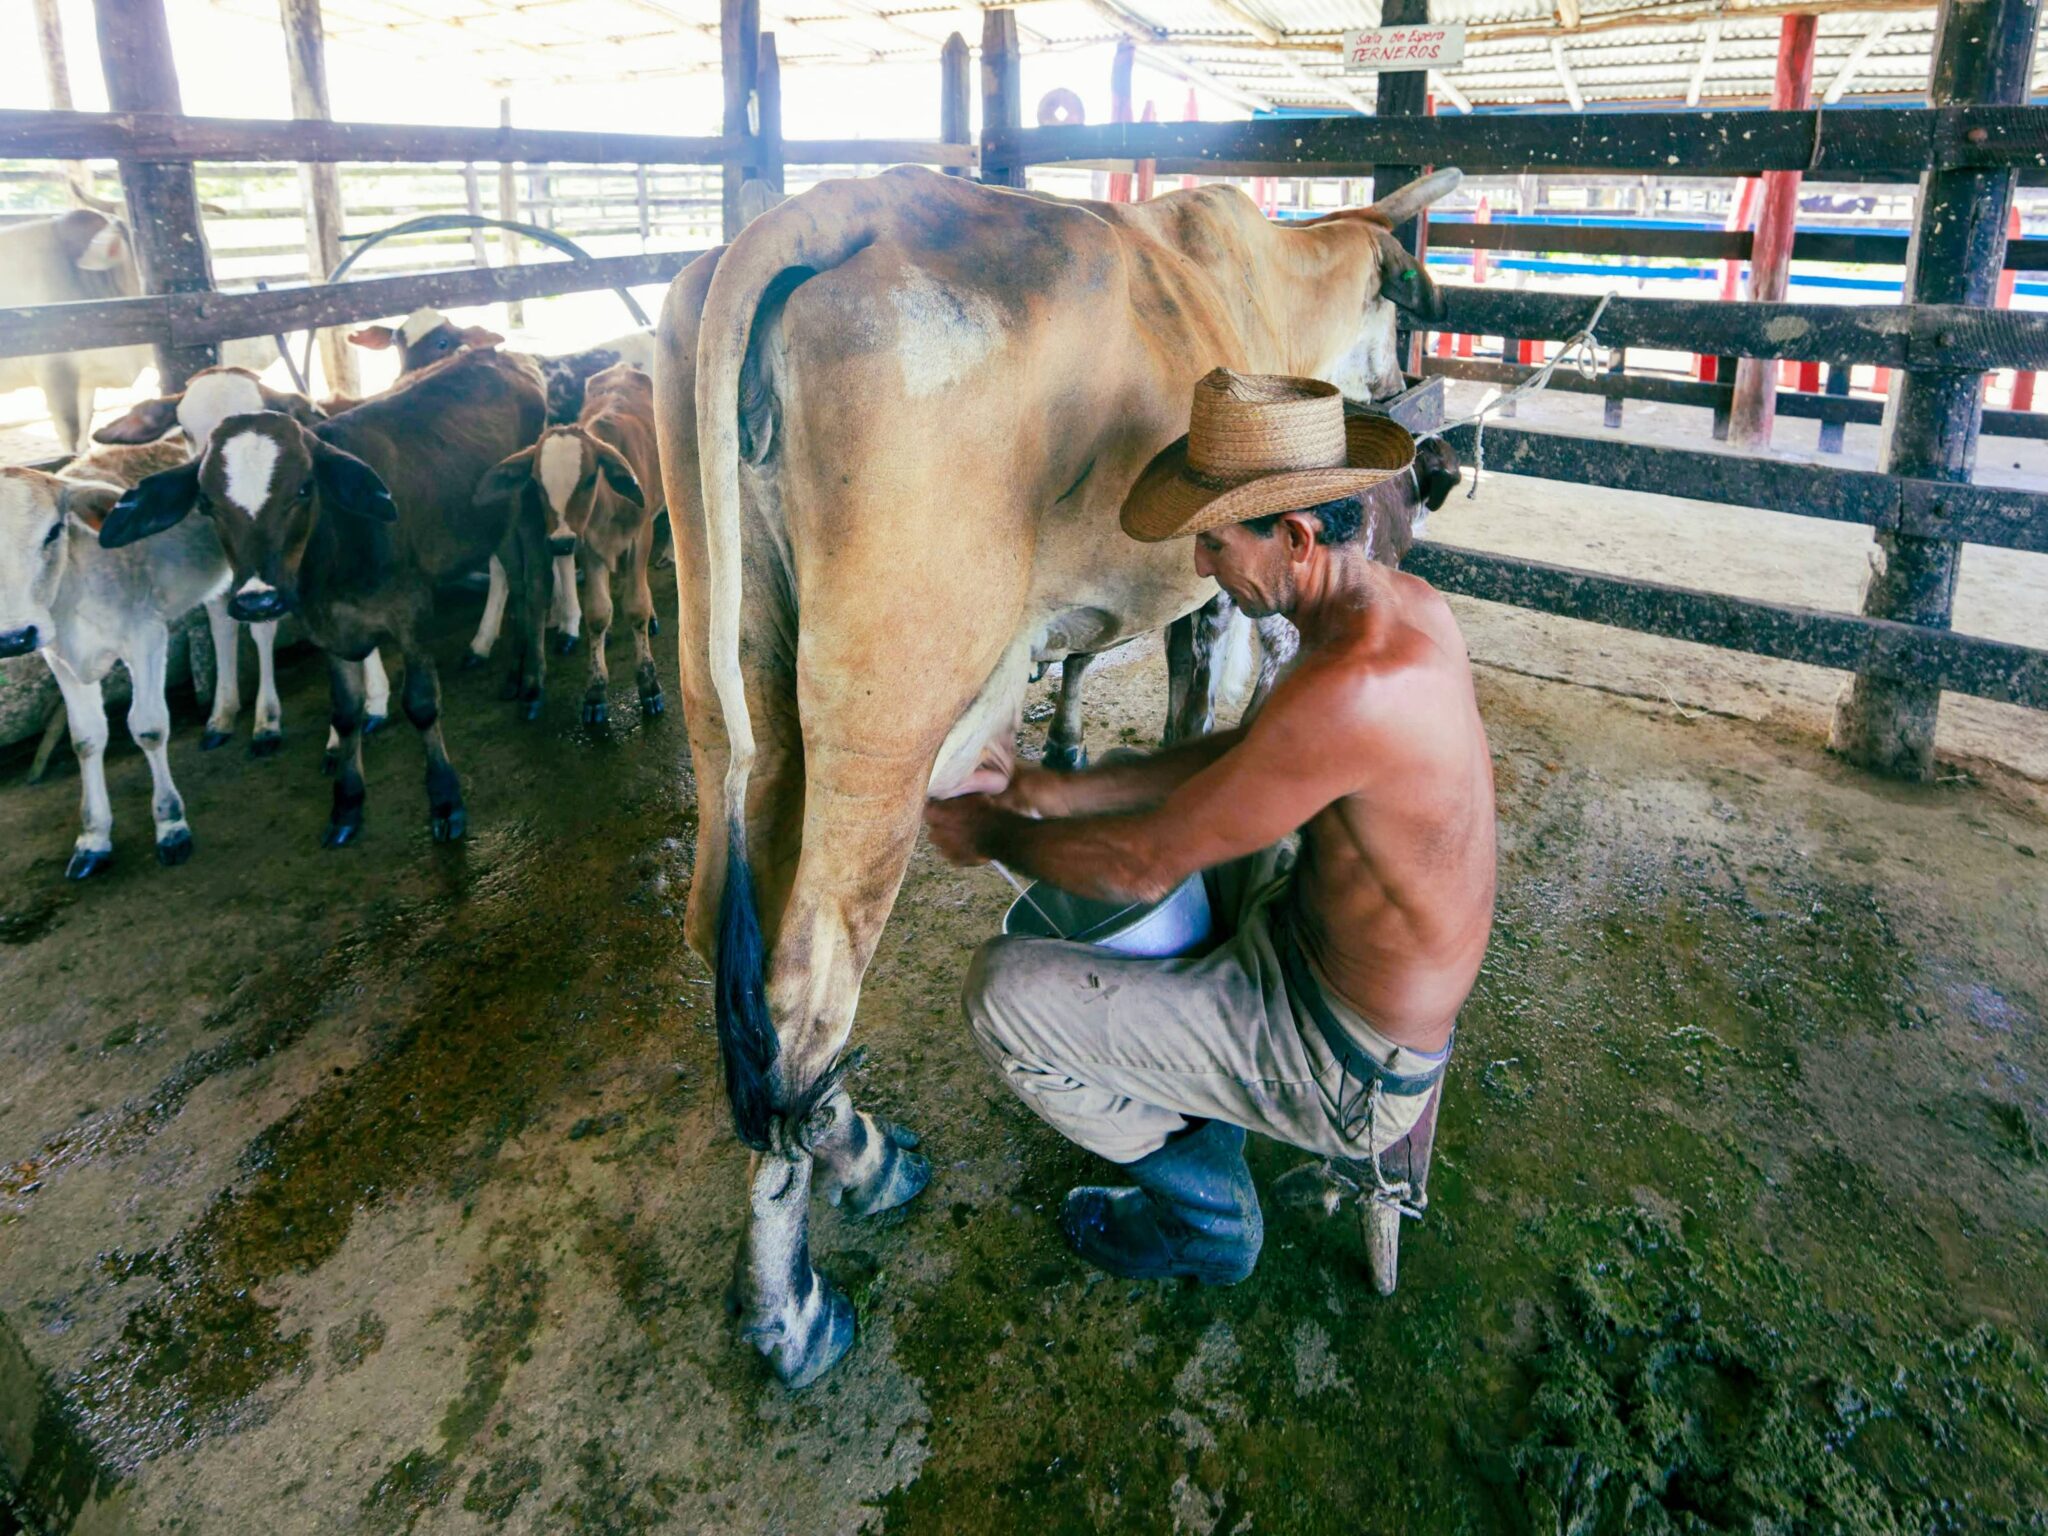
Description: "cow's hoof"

(322, 817), (361, 849)
(65, 846), (113, 881)
(582, 697), (609, 727)
(200, 728), (233, 752)
(764, 1283), (857, 1392)
(249, 731), (283, 759)
(555, 633), (580, 656)
(839, 1122), (930, 1218)
(431, 805), (467, 843)
(1043, 741), (1088, 773)
(639, 690), (665, 719)
(647, 614), (661, 637)
(521, 696), (543, 723)
(155, 827), (194, 867)
(363, 713), (386, 736)
(461, 650), (488, 672)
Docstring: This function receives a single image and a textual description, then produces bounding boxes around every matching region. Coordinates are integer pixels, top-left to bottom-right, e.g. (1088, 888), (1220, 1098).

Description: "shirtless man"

(924, 369), (1495, 1285)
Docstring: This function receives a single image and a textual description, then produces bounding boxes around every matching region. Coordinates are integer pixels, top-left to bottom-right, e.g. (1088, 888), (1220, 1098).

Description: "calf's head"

(477, 428), (643, 556)
(350, 309), (505, 376)
(99, 413), (395, 622)
(0, 469), (119, 657)
(93, 365), (324, 452)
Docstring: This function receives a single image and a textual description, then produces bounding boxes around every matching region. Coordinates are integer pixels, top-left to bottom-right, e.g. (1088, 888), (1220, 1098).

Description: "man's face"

(1192, 517), (1307, 620)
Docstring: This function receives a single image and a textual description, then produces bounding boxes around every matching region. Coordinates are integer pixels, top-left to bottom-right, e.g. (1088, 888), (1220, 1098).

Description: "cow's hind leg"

(200, 596), (242, 750)
(811, 1087), (929, 1215)
(1043, 651), (1096, 772)
(125, 622), (193, 865)
(1163, 591), (1237, 743)
(403, 651), (466, 841)
(502, 533), (549, 720)
(464, 557), (508, 670)
(731, 1148), (854, 1391)
(323, 655), (369, 847)
(580, 557), (615, 727)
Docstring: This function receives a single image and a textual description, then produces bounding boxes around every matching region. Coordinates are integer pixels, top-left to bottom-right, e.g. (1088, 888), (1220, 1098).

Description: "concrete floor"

(2, 548), (2045, 1531)
(4, 363), (2048, 1532)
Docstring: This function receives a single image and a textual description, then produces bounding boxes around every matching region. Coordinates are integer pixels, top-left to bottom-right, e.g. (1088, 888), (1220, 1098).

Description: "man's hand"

(992, 763), (1068, 820)
(924, 793), (1006, 867)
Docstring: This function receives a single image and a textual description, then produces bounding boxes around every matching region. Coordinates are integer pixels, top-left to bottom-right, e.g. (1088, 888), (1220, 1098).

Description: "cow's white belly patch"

(220, 434), (279, 516)
(889, 265), (1003, 399)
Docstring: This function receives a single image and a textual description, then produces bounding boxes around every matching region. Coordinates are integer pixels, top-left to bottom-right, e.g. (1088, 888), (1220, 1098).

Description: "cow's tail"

(695, 187), (885, 1151)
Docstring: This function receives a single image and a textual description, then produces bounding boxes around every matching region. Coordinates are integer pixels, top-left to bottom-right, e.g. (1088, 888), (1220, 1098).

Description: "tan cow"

(477, 362), (666, 724)
(655, 163), (1459, 1387)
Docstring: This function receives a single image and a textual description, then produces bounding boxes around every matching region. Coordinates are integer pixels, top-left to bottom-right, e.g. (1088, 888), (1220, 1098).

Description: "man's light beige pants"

(963, 848), (1444, 1165)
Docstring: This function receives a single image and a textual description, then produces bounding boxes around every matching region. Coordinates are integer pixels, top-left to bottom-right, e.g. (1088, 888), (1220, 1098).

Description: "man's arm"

(1000, 729), (1243, 819)
(930, 663), (1370, 902)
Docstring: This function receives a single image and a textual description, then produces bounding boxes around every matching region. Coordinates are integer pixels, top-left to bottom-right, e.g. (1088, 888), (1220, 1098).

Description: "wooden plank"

(0, 107), (739, 166)
(940, 33), (971, 178)
(1833, 0), (2043, 775)
(1405, 542), (2048, 711)
(1437, 420), (2048, 554)
(1437, 285), (2048, 370)
(1427, 222), (2048, 267)
(91, 0), (215, 392)
(982, 105), (2048, 179)
(980, 9), (1024, 190)
(280, 0), (356, 397)
(784, 139), (976, 169)
(720, 0), (759, 240)
(0, 251), (699, 360)
(756, 32), (783, 199)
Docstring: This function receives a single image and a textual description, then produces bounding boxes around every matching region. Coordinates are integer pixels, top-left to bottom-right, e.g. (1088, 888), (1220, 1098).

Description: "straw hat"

(1120, 369), (1417, 543)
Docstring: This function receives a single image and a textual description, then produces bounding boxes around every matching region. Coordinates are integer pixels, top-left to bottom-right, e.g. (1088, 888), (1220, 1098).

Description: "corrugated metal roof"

(215, 0), (2019, 113)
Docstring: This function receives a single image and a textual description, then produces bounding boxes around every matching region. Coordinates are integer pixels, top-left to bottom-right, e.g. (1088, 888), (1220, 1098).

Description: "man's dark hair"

(1243, 493), (1367, 546)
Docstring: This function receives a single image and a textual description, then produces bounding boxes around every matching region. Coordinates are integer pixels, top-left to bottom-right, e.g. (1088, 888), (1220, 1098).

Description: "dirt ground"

(2, 522), (2046, 1531)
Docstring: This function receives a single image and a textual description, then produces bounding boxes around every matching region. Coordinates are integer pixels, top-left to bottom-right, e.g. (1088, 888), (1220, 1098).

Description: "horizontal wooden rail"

(1437, 286), (2048, 371)
(1405, 543), (2048, 711)
(0, 250), (704, 359)
(1418, 356), (2048, 442)
(1438, 422), (2048, 554)
(0, 108), (974, 170)
(1428, 221), (2048, 272)
(986, 106), (2048, 181)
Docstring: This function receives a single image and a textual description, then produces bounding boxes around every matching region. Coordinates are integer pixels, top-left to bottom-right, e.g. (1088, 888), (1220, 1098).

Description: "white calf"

(0, 468), (228, 877)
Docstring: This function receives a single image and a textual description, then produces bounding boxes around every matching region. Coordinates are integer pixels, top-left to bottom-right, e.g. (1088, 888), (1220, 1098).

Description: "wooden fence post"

(1728, 15), (1818, 448)
(1828, 0), (2042, 777)
(941, 32), (971, 177)
(280, 0), (357, 397)
(1374, 0), (1431, 377)
(721, 0), (761, 240)
(498, 98), (524, 329)
(1106, 38), (1135, 203)
(1819, 364), (1849, 453)
(756, 32), (784, 198)
(32, 0), (95, 208)
(980, 9), (1025, 190)
(91, 0), (216, 392)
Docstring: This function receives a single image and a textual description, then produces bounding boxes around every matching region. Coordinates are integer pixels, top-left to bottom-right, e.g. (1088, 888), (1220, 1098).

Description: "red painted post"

(1456, 331), (1473, 357)
(1729, 14), (1819, 448)
(1797, 360), (1821, 392)
(1706, 177), (1760, 379)
(1471, 192), (1491, 285)
(1135, 99), (1157, 201)
(1106, 38), (1135, 203)
(1180, 89), (1198, 191)
(1994, 202), (2026, 403)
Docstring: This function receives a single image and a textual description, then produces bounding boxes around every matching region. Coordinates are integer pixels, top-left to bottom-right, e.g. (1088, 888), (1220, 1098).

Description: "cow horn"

(1368, 167), (1463, 227)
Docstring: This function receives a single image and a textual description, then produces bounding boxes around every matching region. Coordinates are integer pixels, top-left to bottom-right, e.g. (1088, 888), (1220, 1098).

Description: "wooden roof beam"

(1431, 69), (1473, 112)
(1551, 37), (1585, 108)
(1822, 16), (1896, 103)
(1686, 17), (1722, 104)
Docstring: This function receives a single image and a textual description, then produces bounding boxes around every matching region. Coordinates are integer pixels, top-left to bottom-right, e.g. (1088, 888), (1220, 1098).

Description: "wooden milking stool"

(1273, 1082), (1443, 1296)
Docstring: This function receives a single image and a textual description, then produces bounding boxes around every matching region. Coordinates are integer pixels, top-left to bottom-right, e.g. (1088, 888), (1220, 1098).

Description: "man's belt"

(1271, 907), (1450, 1099)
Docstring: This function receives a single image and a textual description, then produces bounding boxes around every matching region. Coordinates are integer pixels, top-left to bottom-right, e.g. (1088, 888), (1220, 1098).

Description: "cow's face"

(53, 210), (140, 301)
(94, 367), (327, 450)
(0, 471), (118, 657)
(477, 429), (643, 555)
(99, 414), (395, 620)
(349, 309), (504, 376)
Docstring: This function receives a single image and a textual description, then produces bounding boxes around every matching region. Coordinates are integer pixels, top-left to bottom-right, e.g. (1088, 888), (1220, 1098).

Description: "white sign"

(1340, 23), (1466, 71)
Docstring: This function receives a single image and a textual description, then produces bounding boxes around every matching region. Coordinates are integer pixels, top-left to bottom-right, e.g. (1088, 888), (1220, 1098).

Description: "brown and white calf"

(100, 349), (549, 847)
(476, 363), (665, 725)
(93, 366), (394, 752)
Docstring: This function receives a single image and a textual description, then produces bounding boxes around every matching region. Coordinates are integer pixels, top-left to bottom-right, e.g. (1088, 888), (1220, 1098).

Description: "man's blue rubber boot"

(1059, 1120), (1263, 1284)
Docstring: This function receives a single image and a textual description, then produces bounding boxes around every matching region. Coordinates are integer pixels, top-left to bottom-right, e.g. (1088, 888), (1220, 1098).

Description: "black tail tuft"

(716, 822), (779, 1150)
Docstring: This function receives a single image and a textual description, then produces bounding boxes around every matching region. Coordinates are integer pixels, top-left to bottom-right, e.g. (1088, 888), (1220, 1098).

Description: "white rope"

(1421, 291), (1619, 499)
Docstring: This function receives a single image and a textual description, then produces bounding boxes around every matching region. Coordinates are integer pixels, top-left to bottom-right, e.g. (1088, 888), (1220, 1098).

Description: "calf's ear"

(593, 442), (644, 506)
(474, 446), (537, 507)
(93, 394), (184, 445)
(1416, 439), (1462, 511)
(60, 482), (122, 533)
(1377, 235), (1447, 323)
(313, 442), (398, 522)
(458, 326), (506, 350)
(347, 325), (397, 351)
(100, 461), (202, 548)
